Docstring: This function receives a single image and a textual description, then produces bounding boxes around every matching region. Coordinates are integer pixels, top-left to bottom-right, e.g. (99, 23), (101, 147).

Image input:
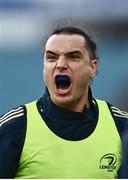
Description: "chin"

(53, 95), (73, 107)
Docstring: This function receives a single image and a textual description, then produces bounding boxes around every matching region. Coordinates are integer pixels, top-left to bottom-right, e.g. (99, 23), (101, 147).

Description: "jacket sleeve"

(119, 130), (128, 178)
(108, 103), (128, 178)
(0, 106), (26, 178)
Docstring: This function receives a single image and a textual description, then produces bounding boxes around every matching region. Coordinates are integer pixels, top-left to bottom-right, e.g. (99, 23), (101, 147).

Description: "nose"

(56, 55), (68, 70)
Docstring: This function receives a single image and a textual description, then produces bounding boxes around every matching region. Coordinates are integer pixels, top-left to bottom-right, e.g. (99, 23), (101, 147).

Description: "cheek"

(73, 67), (91, 87)
(43, 63), (54, 86)
(75, 65), (91, 79)
(43, 64), (50, 83)
(44, 62), (55, 73)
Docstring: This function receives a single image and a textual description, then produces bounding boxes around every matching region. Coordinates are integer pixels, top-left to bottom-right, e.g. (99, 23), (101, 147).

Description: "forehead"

(45, 34), (86, 53)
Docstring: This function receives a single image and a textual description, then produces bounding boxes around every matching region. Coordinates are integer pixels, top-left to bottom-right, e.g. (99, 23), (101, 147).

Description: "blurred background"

(0, 0), (128, 114)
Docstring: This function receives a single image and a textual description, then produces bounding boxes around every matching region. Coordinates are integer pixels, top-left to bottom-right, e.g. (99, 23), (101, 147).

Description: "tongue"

(55, 75), (71, 90)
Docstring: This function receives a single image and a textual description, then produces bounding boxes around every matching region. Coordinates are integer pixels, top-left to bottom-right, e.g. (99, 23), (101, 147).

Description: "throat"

(53, 96), (90, 113)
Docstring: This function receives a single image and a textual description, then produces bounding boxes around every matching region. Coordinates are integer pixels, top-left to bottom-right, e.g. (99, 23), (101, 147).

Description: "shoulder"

(0, 105), (27, 143)
(107, 102), (128, 139)
(0, 106), (27, 178)
(95, 99), (128, 139)
(0, 106), (25, 128)
(109, 104), (128, 119)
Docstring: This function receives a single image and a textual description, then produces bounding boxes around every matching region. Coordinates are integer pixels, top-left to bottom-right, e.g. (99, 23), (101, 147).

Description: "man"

(0, 26), (128, 178)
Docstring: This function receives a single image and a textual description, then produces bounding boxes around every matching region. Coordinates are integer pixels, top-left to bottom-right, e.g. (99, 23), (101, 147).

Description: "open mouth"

(55, 75), (71, 91)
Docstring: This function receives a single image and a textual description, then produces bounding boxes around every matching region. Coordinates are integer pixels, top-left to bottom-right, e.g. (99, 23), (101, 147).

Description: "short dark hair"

(52, 26), (98, 60)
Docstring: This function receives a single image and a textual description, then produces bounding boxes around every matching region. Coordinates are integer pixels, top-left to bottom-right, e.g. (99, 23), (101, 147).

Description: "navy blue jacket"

(0, 89), (128, 178)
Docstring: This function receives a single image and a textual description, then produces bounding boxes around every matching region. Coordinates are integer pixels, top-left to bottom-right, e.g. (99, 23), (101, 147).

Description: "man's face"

(43, 34), (97, 110)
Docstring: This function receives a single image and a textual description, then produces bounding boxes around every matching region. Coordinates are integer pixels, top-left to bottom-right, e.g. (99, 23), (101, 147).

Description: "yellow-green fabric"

(16, 99), (122, 179)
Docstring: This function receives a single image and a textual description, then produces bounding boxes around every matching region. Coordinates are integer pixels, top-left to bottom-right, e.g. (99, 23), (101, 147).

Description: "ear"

(90, 59), (97, 78)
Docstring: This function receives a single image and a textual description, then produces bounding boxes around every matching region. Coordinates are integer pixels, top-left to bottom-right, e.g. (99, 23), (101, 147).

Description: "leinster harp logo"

(99, 153), (117, 171)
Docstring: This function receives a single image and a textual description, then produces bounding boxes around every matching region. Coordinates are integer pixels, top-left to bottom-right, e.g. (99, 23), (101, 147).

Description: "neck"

(51, 91), (90, 113)
(46, 87), (92, 113)
(61, 95), (90, 113)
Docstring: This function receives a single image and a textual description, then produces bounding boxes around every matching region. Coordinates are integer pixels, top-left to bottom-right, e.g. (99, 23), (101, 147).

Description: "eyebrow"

(45, 50), (57, 55)
(66, 51), (82, 55)
(45, 50), (82, 56)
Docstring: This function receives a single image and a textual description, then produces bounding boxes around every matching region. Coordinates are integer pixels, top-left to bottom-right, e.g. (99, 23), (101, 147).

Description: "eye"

(71, 55), (80, 59)
(67, 53), (81, 61)
(46, 54), (57, 62)
(66, 51), (82, 61)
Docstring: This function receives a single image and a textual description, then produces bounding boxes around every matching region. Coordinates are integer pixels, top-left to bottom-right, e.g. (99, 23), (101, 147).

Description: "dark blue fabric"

(118, 130), (128, 178)
(107, 103), (128, 178)
(0, 109), (26, 178)
(37, 89), (98, 140)
(0, 89), (127, 178)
